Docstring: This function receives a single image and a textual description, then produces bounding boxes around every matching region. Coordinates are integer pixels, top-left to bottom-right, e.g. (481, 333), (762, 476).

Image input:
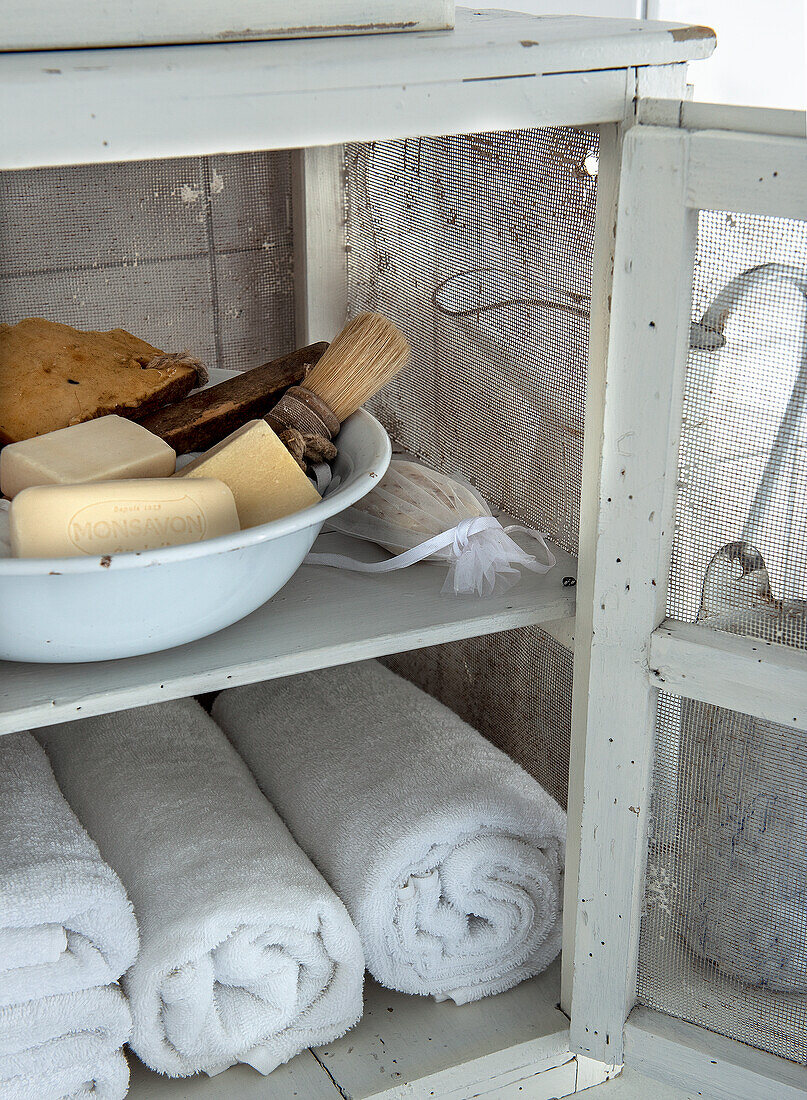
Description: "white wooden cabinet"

(7, 11), (802, 1100)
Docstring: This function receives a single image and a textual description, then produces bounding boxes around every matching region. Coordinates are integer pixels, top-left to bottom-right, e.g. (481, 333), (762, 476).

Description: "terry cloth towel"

(36, 699), (364, 1078)
(0, 984), (131, 1100)
(0, 732), (138, 1007)
(213, 660), (567, 1004)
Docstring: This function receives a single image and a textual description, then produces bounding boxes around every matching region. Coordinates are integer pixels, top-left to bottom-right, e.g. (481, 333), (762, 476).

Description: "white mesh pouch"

(311, 459), (555, 597)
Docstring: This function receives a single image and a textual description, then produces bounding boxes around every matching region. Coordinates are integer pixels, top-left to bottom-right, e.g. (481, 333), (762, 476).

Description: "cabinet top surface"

(1, 9), (715, 92)
(0, 8), (714, 174)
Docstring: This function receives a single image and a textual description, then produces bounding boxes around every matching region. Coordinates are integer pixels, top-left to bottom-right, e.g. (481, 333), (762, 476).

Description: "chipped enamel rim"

(0, 408), (391, 574)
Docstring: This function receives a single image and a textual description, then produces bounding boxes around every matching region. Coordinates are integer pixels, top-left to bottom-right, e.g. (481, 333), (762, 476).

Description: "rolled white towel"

(36, 699), (364, 1078)
(0, 732), (137, 1006)
(0, 984), (131, 1100)
(213, 660), (566, 1004)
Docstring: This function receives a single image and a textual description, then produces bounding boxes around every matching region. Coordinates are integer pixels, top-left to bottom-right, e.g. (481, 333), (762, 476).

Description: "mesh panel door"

(637, 210), (807, 1061)
(345, 127), (596, 798)
(670, 211), (807, 623)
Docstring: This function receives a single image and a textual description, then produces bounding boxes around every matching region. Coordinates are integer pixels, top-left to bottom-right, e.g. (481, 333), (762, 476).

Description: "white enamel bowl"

(0, 409), (391, 663)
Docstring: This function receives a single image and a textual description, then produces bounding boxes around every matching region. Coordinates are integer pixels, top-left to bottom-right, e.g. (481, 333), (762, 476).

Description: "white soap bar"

(176, 419), (321, 528)
(0, 414), (176, 498)
(10, 478), (239, 559)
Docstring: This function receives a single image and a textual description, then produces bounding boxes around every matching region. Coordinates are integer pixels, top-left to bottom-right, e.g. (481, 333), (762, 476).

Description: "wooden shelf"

(0, 532), (576, 736)
(0, 9), (714, 170)
(129, 961), (578, 1100)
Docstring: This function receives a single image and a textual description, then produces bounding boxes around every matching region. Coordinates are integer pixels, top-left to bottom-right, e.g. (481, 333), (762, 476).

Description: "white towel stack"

(0, 987), (133, 1100)
(0, 732), (138, 1100)
(213, 660), (567, 1004)
(37, 699), (364, 1079)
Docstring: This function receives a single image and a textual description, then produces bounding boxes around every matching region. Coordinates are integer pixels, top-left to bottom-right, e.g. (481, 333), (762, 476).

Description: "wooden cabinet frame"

(567, 99), (807, 1098)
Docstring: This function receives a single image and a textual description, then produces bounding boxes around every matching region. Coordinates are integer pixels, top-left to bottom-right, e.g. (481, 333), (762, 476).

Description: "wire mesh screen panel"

(639, 211), (807, 1061)
(383, 626), (572, 810)
(345, 127), (597, 555)
(637, 692), (807, 1063)
(0, 151), (296, 373)
(670, 210), (807, 631)
(345, 127), (595, 805)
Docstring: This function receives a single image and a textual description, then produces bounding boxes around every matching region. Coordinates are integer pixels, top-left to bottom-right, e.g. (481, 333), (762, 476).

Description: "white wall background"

(495, 1), (806, 111)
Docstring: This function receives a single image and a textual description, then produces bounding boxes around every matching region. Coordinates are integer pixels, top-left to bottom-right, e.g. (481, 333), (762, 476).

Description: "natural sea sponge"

(0, 317), (204, 445)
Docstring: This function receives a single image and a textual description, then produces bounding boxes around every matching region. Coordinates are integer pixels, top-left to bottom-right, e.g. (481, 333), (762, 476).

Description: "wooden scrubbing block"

(138, 342), (326, 455)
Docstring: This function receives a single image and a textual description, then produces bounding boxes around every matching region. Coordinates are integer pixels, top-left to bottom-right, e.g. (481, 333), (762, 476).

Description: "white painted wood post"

(566, 124), (698, 1064)
(562, 63), (690, 1024)
(648, 621), (807, 728)
(561, 119), (622, 1019)
(292, 145), (348, 345)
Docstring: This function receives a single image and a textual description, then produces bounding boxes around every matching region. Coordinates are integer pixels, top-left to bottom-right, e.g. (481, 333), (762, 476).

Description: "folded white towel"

(0, 926), (66, 972)
(213, 661), (567, 1004)
(0, 984), (131, 1100)
(37, 699), (364, 1078)
(0, 732), (138, 1006)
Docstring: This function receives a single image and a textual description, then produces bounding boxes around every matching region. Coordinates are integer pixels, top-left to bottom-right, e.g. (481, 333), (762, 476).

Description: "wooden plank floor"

(588, 1067), (704, 1099)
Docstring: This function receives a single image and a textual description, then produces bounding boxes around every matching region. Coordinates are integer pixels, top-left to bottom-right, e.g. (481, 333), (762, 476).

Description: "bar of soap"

(176, 419), (321, 528)
(0, 414), (176, 498)
(0, 500), (10, 558)
(10, 478), (239, 559)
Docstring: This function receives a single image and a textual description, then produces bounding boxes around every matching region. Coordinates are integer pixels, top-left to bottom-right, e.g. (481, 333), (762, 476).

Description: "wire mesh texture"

(670, 210), (807, 628)
(346, 126), (596, 800)
(637, 212), (807, 1063)
(0, 151), (296, 373)
(638, 692), (807, 1064)
(346, 128), (596, 553)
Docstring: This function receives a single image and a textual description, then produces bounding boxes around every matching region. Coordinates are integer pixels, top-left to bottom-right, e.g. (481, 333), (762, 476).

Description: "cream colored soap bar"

(0, 414), (176, 499)
(10, 478), (239, 559)
(176, 419), (321, 528)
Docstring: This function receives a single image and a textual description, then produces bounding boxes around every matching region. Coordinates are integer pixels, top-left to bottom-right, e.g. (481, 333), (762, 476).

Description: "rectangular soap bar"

(0, 414), (176, 498)
(10, 478), (239, 559)
(176, 419), (321, 528)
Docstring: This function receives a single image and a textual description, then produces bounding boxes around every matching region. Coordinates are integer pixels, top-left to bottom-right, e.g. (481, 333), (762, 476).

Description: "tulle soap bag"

(307, 459), (555, 596)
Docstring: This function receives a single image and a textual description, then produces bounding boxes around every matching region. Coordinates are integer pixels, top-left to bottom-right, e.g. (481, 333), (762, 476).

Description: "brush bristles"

(304, 312), (410, 422)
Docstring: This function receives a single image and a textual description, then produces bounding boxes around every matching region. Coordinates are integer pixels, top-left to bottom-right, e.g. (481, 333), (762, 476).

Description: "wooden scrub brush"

(267, 312), (410, 467)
